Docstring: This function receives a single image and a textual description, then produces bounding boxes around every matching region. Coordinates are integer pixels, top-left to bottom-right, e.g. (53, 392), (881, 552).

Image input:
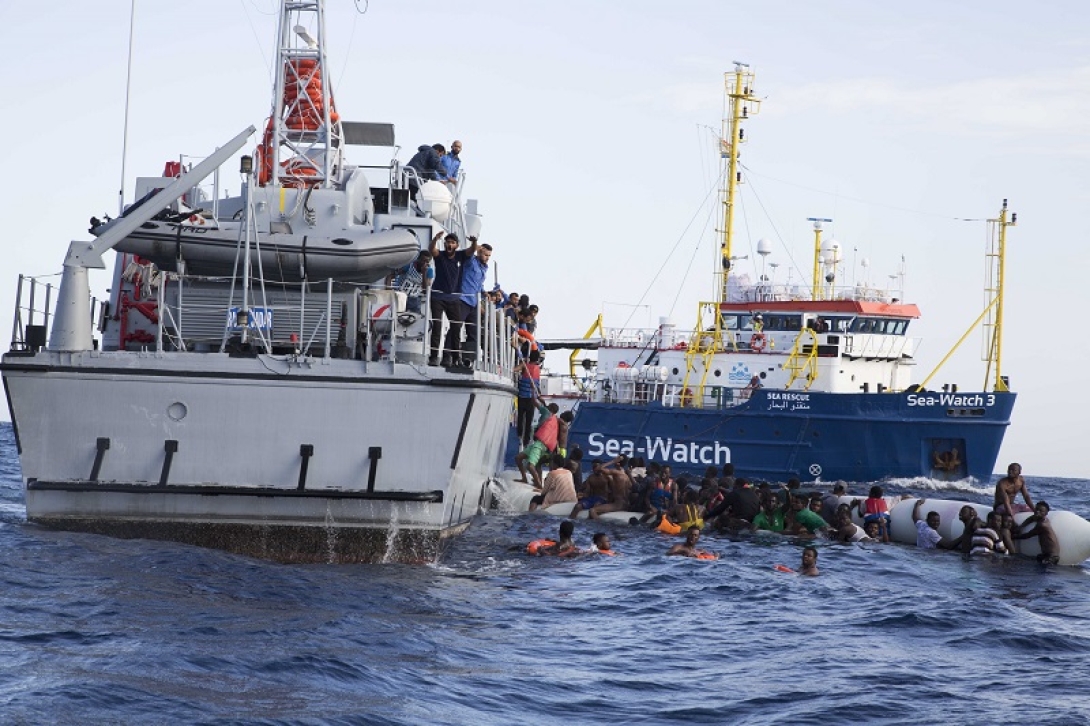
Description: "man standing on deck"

(440, 140), (462, 185)
(428, 232), (476, 366)
(456, 243), (492, 367)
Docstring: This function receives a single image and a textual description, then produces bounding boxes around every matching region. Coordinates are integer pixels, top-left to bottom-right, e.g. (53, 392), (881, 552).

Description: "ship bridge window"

(720, 314), (740, 331)
(764, 315), (801, 332)
(855, 318), (910, 335)
(826, 316), (853, 333)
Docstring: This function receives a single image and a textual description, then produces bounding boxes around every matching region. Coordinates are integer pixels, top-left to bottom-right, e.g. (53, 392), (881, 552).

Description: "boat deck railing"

(5, 269), (517, 380)
(7, 274), (108, 354)
(598, 378), (749, 409)
(598, 324), (919, 361)
(726, 282), (899, 304)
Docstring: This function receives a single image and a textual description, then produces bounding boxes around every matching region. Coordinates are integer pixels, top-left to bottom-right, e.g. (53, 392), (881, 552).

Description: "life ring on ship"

(679, 387), (694, 408)
(750, 333), (766, 352)
(516, 329), (539, 351)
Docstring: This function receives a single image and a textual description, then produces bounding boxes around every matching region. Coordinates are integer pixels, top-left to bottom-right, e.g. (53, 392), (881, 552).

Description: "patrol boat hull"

(3, 351), (512, 563)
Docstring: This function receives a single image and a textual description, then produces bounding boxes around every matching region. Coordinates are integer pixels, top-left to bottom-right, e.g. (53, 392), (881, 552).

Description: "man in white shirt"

(912, 498), (947, 549)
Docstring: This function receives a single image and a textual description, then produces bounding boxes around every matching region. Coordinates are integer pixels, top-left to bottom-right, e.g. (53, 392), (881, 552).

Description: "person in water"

(912, 498), (948, 550)
(532, 520), (580, 557)
(1013, 501), (1060, 565)
(863, 518), (890, 543)
(751, 494), (786, 533)
(946, 505), (982, 554)
(832, 509), (868, 543)
(667, 526), (717, 559)
(970, 511), (1009, 557)
(859, 485), (893, 530)
(590, 532), (616, 555)
(994, 462), (1034, 516)
(784, 495), (829, 536)
(799, 546), (819, 576)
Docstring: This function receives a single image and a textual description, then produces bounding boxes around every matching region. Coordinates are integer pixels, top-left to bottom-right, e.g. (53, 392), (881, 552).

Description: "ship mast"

(260, 0), (343, 188)
(717, 63), (761, 304)
(984, 199), (1016, 392)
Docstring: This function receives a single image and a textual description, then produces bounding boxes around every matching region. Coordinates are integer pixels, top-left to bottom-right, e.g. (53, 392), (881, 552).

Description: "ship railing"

(8, 274), (55, 353)
(598, 379), (746, 410)
(7, 273), (105, 354)
(600, 326), (694, 350)
(727, 282), (898, 303)
(470, 295), (517, 378)
(662, 382), (748, 409)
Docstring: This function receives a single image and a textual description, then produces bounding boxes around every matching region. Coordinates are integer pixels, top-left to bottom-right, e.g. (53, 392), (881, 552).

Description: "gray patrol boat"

(1, 0), (515, 563)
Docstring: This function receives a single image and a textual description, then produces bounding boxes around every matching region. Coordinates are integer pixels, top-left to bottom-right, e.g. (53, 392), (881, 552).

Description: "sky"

(3, 1), (1089, 477)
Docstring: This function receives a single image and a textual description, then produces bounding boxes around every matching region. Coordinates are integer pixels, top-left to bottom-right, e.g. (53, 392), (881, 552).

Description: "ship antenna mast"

(984, 199), (1016, 392)
(259, 0), (344, 189)
(717, 62), (761, 304)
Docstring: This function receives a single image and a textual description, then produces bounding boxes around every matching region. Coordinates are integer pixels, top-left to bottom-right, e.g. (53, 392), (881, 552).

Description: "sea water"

(2, 422), (1089, 725)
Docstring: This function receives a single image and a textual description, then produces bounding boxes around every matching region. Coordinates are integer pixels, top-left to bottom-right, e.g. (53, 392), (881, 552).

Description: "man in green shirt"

(785, 495), (829, 535)
(751, 494), (786, 532)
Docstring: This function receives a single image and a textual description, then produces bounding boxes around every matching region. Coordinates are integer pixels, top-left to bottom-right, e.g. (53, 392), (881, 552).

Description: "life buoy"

(750, 333), (766, 352)
(774, 564), (796, 573)
(656, 518), (682, 536)
(695, 552), (718, 561)
(516, 329), (539, 351)
(526, 539), (556, 555)
(679, 387), (694, 408)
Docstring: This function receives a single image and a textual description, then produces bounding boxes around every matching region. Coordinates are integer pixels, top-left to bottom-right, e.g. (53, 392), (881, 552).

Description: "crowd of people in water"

(519, 453), (1059, 570)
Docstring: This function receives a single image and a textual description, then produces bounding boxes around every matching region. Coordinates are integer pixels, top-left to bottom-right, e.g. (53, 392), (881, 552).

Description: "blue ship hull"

(511, 389), (1015, 483)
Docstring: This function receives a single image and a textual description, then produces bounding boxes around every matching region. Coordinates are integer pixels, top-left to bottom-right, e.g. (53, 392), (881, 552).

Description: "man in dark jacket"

(428, 231), (477, 366)
(706, 477), (761, 531)
(406, 144), (452, 196)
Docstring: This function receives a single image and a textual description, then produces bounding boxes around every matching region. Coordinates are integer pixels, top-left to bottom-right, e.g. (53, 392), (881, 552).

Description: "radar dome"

(820, 238), (842, 265)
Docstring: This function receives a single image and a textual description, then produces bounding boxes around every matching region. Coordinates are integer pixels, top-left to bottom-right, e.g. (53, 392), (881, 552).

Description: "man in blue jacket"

(440, 140), (462, 183)
(456, 243), (492, 366)
(407, 144), (452, 198)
